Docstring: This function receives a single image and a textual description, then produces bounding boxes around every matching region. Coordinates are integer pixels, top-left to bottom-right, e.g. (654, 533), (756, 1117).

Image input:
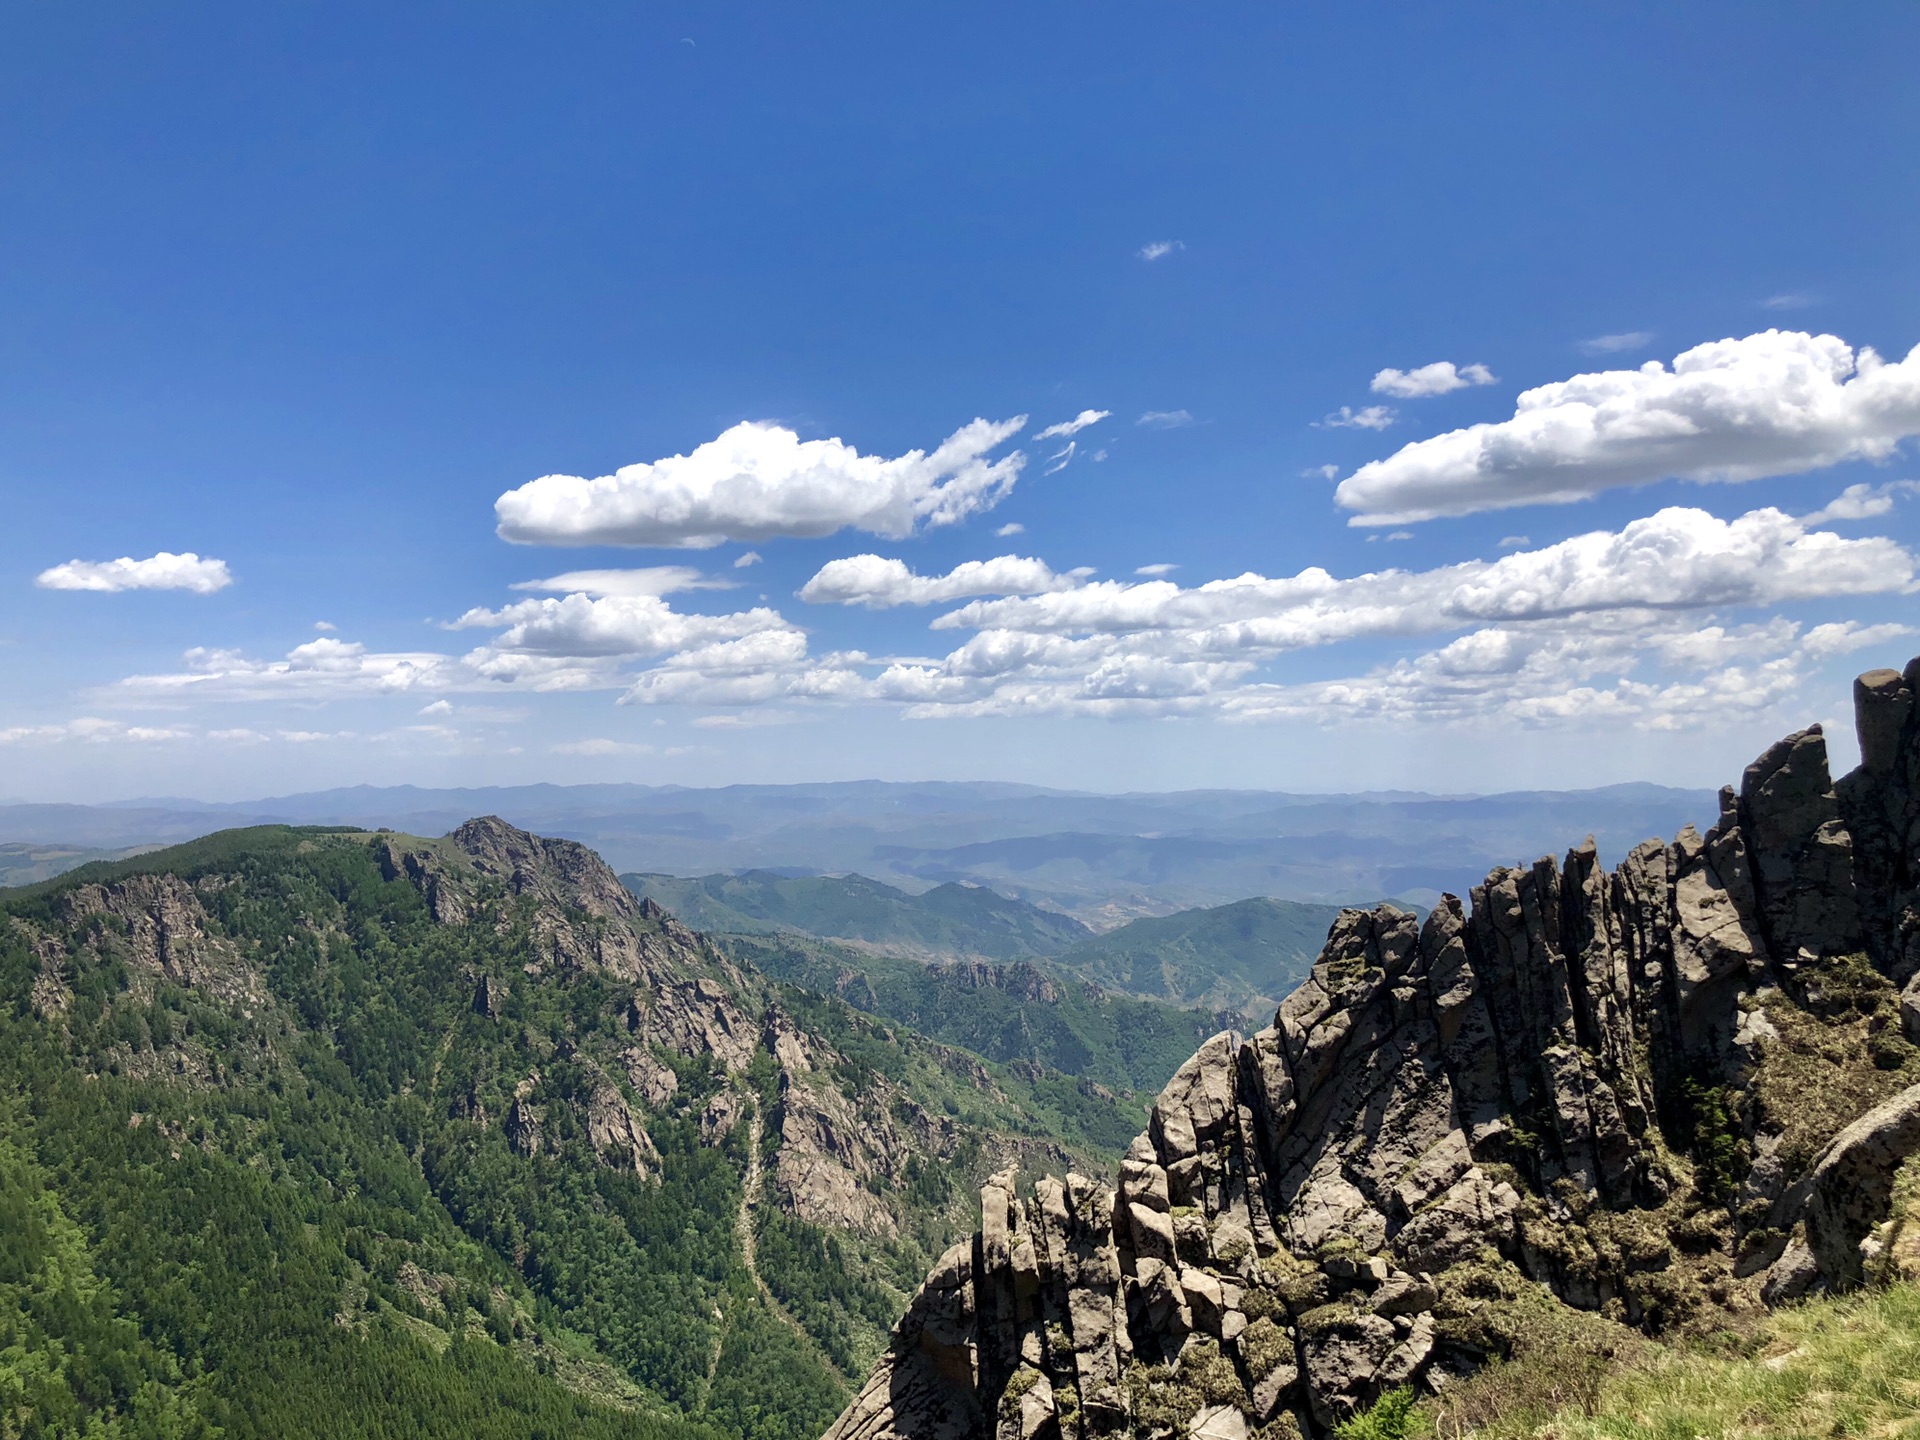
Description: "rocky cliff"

(826, 661), (1920, 1440)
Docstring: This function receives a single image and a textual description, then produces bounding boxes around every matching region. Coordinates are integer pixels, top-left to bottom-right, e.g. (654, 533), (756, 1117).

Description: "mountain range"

(620, 872), (1346, 1017)
(0, 781), (1717, 921)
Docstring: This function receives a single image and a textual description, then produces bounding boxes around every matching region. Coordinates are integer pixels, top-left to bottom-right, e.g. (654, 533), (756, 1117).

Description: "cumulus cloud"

(36, 552), (232, 594)
(1138, 241), (1184, 261)
(1337, 329), (1920, 526)
(799, 554), (1084, 608)
(1320, 405), (1396, 431)
(510, 567), (731, 598)
(452, 592), (792, 658)
(0, 717), (193, 745)
(1222, 616), (1914, 732)
(996, 522), (1025, 537)
(114, 636), (462, 702)
(1134, 563), (1177, 577)
(1579, 332), (1654, 356)
(1033, 409), (1110, 441)
(939, 507), (1908, 644)
(1370, 362), (1497, 399)
(494, 416), (1027, 548)
(1138, 410), (1195, 429)
(734, 551), (762, 568)
(1802, 481), (1920, 525)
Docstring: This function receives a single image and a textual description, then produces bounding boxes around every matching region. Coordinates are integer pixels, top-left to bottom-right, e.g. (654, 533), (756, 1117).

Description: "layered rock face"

(828, 660), (1920, 1440)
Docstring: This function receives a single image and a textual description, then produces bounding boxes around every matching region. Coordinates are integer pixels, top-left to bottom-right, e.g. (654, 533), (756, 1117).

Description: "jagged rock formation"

(828, 660), (1920, 1440)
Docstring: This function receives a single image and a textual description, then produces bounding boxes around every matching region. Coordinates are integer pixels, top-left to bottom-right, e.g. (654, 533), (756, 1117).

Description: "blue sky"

(4, 3), (1919, 802)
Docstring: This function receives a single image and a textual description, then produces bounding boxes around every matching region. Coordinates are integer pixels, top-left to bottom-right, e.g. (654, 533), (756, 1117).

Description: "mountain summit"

(826, 661), (1920, 1440)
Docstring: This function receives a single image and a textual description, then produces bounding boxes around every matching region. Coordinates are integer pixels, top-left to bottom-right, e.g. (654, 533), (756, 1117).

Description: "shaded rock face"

(829, 664), (1920, 1440)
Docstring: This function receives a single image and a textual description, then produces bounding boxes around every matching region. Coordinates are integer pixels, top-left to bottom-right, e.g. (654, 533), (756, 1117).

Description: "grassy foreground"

(1410, 1282), (1920, 1439)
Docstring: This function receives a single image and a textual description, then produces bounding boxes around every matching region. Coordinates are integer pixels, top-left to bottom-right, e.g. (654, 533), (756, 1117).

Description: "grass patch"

(1420, 1281), (1920, 1438)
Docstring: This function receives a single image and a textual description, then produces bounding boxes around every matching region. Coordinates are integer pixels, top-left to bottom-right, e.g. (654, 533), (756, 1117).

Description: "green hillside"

(0, 823), (1135, 1440)
(1410, 1280), (1920, 1439)
(721, 931), (1215, 1105)
(1051, 895), (1348, 1014)
(621, 870), (1092, 960)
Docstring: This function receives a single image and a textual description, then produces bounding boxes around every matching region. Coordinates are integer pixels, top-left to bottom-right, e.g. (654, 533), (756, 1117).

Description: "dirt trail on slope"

(734, 1102), (846, 1372)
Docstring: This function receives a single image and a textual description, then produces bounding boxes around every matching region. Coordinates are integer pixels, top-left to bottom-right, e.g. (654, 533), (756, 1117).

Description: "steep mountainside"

(0, 819), (1138, 1440)
(721, 932), (1219, 1112)
(828, 660), (1920, 1440)
(621, 871), (1094, 961)
(1050, 899), (1348, 1018)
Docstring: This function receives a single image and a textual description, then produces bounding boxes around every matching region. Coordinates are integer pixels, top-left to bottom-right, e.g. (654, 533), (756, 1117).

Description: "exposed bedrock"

(827, 662), (1920, 1440)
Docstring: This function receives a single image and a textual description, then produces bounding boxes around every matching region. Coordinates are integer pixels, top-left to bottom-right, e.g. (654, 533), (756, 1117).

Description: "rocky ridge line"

(826, 660), (1920, 1440)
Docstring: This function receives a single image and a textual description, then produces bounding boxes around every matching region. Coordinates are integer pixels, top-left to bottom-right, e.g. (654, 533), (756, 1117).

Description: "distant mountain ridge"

(622, 872), (1348, 1020)
(621, 870), (1094, 960)
(0, 780), (1719, 919)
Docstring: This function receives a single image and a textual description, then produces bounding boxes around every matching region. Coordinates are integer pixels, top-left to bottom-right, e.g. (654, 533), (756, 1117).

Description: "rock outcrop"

(376, 809), (1083, 1252)
(828, 661), (1920, 1440)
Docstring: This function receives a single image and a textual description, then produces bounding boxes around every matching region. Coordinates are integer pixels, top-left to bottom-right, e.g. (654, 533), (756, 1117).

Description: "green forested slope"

(0, 825), (1131, 1440)
(1050, 895), (1347, 1014)
(621, 871), (1091, 960)
(724, 931), (1213, 1106)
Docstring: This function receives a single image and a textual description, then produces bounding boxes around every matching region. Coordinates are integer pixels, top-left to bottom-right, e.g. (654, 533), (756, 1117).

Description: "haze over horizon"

(5, 5), (1919, 805)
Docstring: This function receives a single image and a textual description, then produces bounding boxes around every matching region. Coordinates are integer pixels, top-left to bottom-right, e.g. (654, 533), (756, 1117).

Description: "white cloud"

(914, 508), (1910, 712)
(799, 554), (1084, 608)
(1138, 410), (1195, 429)
(1497, 535), (1529, 549)
(113, 636), (465, 702)
(1370, 362), (1497, 399)
(1220, 616), (1912, 733)
(996, 522), (1025, 537)
(452, 592), (792, 658)
(1802, 480), (1920, 525)
(313, 620), (337, 632)
(1303, 464), (1341, 481)
(1033, 409), (1110, 441)
(1043, 441), (1077, 475)
(1134, 563), (1177, 577)
(107, 499), (1907, 734)
(1336, 330), (1920, 526)
(0, 717), (193, 745)
(554, 738), (656, 756)
(734, 551), (762, 568)
(1763, 293), (1815, 311)
(494, 416), (1027, 548)
(1320, 405), (1396, 431)
(1579, 332), (1654, 356)
(36, 552), (232, 594)
(483, 502), (1917, 730)
(1137, 241), (1184, 261)
(510, 567), (732, 597)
